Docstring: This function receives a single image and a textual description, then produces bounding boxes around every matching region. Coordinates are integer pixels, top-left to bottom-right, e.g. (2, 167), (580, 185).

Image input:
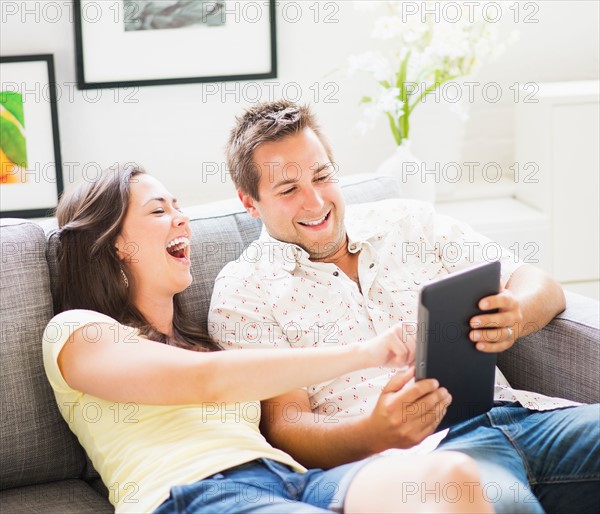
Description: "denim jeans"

(155, 403), (599, 513)
(153, 457), (373, 513)
(437, 402), (600, 514)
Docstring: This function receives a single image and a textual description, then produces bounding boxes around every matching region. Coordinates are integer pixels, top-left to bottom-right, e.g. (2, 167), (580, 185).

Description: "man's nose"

(302, 185), (325, 211)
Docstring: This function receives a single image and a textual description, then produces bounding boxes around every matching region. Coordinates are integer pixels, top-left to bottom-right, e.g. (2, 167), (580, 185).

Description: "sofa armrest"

(497, 291), (599, 404)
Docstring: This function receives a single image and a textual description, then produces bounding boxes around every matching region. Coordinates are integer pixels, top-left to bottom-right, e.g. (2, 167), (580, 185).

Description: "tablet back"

(416, 260), (500, 431)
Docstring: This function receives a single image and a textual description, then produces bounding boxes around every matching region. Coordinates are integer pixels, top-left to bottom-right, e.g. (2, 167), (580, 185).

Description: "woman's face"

(115, 174), (192, 300)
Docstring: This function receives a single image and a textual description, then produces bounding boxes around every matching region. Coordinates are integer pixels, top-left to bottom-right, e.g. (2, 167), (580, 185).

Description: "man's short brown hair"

(225, 100), (334, 200)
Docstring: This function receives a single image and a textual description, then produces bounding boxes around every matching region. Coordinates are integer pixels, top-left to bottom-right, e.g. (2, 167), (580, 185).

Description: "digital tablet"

(415, 260), (500, 431)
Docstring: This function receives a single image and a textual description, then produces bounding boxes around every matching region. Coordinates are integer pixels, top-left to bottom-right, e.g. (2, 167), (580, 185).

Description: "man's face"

(240, 127), (346, 260)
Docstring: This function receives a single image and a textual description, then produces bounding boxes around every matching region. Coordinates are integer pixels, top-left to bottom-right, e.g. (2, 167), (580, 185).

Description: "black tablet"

(415, 260), (500, 431)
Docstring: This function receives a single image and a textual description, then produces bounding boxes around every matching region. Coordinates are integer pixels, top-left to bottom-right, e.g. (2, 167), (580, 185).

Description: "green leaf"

(0, 92), (25, 127)
(0, 116), (28, 167)
(359, 96), (372, 104)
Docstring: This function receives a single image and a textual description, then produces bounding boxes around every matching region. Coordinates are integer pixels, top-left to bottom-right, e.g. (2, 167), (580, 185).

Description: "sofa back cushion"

(0, 220), (85, 490)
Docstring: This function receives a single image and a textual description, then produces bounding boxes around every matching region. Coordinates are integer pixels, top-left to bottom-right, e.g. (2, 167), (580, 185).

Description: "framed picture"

(0, 54), (64, 218)
(74, 0), (277, 89)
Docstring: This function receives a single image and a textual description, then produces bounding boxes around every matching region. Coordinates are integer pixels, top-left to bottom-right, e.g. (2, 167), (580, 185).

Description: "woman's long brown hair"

(55, 163), (218, 352)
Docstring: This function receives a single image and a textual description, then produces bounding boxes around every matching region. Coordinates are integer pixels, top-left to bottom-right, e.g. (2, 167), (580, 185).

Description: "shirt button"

(369, 263), (374, 269)
(368, 302), (375, 309)
(333, 271), (339, 277)
(413, 279), (421, 285)
(349, 243), (356, 251)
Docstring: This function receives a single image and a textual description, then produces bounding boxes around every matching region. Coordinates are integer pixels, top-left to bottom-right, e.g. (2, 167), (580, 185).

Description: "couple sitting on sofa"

(43, 100), (599, 514)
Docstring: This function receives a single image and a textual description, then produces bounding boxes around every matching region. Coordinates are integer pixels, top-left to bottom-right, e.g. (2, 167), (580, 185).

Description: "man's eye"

(280, 188), (295, 196)
(152, 209), (165, 214)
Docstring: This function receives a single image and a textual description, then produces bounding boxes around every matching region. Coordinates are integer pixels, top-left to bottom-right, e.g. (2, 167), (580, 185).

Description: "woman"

(43, 164), (492, 513)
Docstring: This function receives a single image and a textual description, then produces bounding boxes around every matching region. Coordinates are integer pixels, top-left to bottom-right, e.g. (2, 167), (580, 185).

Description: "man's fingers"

(399, 389), (453, 438)
(473, 326), (516, 352)
(392, 377), (447, 405)
(470, 313), (514, 329)
(478, 290), (516, 311)
(471, 325), (516, 346)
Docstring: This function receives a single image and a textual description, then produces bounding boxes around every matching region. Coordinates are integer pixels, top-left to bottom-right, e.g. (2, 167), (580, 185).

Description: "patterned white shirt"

(209, 199), (578, 434)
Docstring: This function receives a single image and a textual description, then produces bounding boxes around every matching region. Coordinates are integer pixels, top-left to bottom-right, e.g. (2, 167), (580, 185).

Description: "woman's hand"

(362, 323), (416, 369)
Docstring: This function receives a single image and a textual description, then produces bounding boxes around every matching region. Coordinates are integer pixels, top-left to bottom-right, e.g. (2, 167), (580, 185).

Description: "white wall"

(1, 1), (598, 207)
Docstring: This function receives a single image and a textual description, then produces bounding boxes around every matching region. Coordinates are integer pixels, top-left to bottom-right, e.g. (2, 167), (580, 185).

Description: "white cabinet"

(515, 81), (599, 295)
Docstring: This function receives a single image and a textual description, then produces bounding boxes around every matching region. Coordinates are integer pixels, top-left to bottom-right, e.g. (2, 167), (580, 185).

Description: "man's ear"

(239, 189), (261, 219)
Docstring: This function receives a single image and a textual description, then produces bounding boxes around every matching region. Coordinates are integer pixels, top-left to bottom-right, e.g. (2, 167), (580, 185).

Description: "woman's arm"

(58, 322), (411, 405)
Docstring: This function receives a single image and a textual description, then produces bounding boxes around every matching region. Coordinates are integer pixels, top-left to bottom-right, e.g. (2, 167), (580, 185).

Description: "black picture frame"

(74, 0), (278, 89)
(0, 54), (64, 219)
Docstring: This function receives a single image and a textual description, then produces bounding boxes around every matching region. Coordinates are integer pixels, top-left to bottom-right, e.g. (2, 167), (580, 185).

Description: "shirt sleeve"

(208, 272), (293, 351)
(427, 207), (525, 288)
(42, 309), (119, 393)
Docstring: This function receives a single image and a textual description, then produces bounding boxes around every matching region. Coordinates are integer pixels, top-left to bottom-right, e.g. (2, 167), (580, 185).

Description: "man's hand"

(469, 288), (524, 353)
(361, 367), (452, 452)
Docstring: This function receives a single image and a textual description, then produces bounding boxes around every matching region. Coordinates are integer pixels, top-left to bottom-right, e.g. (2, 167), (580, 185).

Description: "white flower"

(348, 1), (518, 142)
(347, 52), (392, 82)
(375, 87), (404, 118)
(372, 16), (403, 39)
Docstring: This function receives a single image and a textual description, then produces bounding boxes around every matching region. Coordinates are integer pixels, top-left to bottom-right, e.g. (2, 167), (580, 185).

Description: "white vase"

(376, 140), (436, 203)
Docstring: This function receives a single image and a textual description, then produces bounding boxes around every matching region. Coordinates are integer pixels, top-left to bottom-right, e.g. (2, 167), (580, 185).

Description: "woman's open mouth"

(166, 236), (190, 262)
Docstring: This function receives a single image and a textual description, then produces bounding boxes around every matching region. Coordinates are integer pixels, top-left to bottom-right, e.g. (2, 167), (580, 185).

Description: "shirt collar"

(258, 226), (304, 272)
(258, 217), (381, 272)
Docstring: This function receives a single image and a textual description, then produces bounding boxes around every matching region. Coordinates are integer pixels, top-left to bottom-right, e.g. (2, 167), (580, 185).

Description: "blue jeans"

(155, 404), (599, 513)
(153, 457), (372, 513)
(437, 402), (600, 514)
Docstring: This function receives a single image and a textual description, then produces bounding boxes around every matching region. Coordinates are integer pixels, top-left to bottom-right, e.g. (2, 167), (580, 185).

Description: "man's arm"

(261, 368), (451, 469)
(469, 264), (566, 353)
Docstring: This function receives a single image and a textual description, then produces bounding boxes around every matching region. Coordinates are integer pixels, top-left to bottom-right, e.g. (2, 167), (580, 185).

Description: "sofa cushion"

(0, 479), (112, 513)
(0, 220), (86, 490)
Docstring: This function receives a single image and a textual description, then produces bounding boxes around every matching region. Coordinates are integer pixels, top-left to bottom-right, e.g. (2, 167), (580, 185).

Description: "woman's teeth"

(166, 237), (189, 256)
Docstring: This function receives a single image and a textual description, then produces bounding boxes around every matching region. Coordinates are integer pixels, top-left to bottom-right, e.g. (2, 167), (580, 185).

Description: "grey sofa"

(1, 176), (598, 513)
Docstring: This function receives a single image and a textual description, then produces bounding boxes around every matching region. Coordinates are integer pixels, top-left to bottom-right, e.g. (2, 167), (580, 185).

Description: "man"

(209, 100), (599, 513)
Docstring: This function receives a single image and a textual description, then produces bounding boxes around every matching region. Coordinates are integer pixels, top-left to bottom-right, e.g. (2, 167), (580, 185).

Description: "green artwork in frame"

(0, 91), (28, 184)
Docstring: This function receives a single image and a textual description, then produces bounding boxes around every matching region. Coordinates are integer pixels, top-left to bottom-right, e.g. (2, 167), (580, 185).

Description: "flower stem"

(386, 112), (401, 146)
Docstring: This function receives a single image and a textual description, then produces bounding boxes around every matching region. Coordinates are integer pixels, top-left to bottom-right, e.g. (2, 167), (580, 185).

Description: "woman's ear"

(114, 234), (127, 262)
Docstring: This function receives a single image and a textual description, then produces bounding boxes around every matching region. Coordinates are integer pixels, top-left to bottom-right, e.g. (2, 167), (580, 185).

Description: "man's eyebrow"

(272, 177), (298, 190)
(271, 164), (331, 190)
(313, 163), (331, 173)
(142, 197), (178, 206)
